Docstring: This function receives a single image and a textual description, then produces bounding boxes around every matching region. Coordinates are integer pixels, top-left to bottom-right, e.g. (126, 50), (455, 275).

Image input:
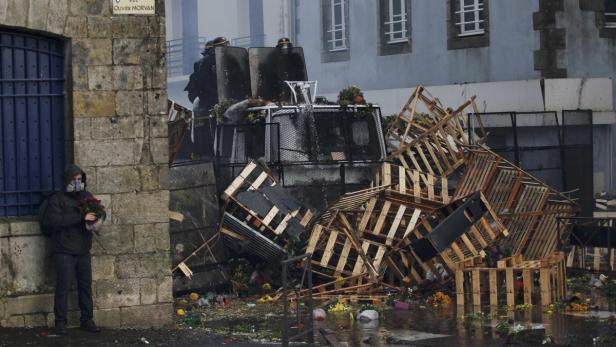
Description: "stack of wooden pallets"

(180, 86), (577, 307)
(296, 86), (576, 304)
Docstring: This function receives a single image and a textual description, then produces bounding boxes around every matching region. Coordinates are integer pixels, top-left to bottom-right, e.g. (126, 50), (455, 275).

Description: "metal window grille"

(328, 0), (347, 51)
(385, 0), (408, 43)
(606, 13), (616, 28)
(456, 0), (485, 37)
(0, 31), (66, 217)
(606, 1), (616, 28)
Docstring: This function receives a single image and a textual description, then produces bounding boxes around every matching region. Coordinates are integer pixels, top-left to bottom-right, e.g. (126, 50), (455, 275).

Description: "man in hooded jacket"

(42, 165), (103, 335)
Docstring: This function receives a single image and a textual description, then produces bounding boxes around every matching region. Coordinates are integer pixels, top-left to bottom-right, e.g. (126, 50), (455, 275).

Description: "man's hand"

(85, 213), (97, 222)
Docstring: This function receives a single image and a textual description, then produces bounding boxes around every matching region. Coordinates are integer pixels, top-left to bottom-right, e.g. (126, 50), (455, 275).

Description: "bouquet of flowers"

(79, 196), (106, 224)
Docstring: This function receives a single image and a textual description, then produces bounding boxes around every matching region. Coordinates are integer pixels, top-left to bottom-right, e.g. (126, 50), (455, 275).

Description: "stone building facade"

(0, 0), (172, 327)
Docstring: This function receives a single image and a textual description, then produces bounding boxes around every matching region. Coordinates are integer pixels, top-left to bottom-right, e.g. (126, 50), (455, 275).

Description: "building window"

(606, 0), (616, 28)
(385, 0), (408, 43)
(328, 0), (347, 51)
(378, 0), (411, 56)
(457, 0), (485, 37)
(447, 0), (489, 50)
(321, 0), (349, 62)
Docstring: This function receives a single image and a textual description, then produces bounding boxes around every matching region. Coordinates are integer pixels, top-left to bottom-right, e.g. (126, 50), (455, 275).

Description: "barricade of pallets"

(384, 191), (508, 286)
(306, 193), (438, 283)
(455, 251), (567, 307)
(453, 146), (577, 259)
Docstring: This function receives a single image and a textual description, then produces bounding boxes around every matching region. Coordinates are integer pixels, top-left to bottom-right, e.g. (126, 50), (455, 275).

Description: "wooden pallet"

(385, 192), (508, 286)
(453, 146), (577, 258)
(306, 189), (441, 282)
(385, 85), (485, 151)
(387, 109), (469, 177)
(221, 161), (312, 252)
(455, 252), (567, 307)
(372, 162), (450, 204)
(222, 161), (278, 201)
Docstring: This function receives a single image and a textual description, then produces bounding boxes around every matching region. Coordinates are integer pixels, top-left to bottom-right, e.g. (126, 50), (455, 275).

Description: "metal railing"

(281, 253), (314, 347)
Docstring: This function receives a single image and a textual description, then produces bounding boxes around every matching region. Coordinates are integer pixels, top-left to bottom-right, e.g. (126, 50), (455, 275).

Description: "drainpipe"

(181, 0), (199, 75)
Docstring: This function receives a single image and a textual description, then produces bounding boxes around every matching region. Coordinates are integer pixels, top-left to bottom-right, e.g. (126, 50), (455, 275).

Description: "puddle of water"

(311, 304), (616, 347)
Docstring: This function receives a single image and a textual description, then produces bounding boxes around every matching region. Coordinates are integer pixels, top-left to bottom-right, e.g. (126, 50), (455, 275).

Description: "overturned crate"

(220, 160), (312, 262)
(455, 251), (567, 307)
(385, 191), (508, 286)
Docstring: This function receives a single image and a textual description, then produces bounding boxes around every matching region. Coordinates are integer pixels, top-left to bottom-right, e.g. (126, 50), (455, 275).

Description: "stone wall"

(0, 0), (171, 328)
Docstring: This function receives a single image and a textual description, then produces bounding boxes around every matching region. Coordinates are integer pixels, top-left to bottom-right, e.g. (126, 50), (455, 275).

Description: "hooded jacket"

(43, 164), (94, 255)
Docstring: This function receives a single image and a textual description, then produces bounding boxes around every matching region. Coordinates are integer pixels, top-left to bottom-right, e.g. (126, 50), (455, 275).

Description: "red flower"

(79, 196), (106, 221)
(354, 95), (364, 104)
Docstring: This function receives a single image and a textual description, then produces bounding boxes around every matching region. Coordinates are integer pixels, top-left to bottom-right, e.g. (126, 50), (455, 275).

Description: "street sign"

(111, 0), (155, 15)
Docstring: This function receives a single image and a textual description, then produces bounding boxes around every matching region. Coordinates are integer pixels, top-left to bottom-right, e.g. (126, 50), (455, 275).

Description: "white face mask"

(66, 179), (85, 192)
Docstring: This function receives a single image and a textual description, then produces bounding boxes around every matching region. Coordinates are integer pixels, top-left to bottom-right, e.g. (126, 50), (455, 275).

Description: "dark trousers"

(53, 254), (93, 325)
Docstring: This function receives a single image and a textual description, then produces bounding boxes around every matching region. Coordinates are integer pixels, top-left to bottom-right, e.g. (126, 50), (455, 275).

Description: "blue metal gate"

(0, 30), (66, 216)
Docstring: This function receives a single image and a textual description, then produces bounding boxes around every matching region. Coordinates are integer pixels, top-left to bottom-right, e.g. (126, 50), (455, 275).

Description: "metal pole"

(282, 261), (289, 347)
(307, 258), (314, 344)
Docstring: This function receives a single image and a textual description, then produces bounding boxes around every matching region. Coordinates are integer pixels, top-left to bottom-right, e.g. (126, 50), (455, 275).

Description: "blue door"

(0, 30), (66, 216)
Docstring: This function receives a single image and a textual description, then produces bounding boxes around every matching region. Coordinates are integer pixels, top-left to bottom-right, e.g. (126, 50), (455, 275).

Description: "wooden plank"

(460, 234), (478, 256)
(523, 269), (533, 305)
(480, 216), (497, 241)
(489, 269), (498, 306)
(248, 171), (268, 191)
(506, 268), (515, 307)
(593, 247), (601, 271)
(412, 170), (421, 201)
(450, 242), (465, 261)
(352, 242), (371, 276)
(423, 139), (444, 175)
(274, 213), (293, 235)
(358, 199), (377, 232)
(470, 225), (488, 249)
(306, 225), (323, 254)
(320, 230), (339, 267)
(223, 162), (257, 199)
(385, 205), (406, 245)
(432, 132), (453, 171)
(335, 238), (353, 275)
(540, 268), (551, 306)
(415, 145), (435, 175)
(441, 177), (449, 203)
(406, 148), (424, 173)
(300, 210), (313, 226)
(427, 174), (435, 201)
(261, 206), (279, 225)
(398, 165), (406, 193)
(403, 208), (422, 238)
(472, 269), (481, 307)
(383, 162), (392, 186)
(455, 270), (464, 306)
(372, 201), (392, 235)
(373, 246), (386, 271)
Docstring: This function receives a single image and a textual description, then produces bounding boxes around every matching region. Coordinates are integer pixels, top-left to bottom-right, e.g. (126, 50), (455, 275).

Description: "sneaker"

(54, 322), (67, 335)
(80, 320), (101, 333)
